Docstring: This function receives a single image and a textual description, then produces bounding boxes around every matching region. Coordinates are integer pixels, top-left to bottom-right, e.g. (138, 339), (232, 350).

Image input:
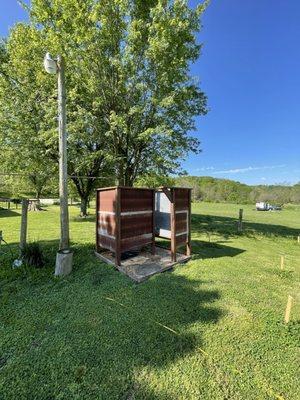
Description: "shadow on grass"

(192, 213), (299, 239)
(191, 239), (245, 259)
(0, 209), (20, 218)
(0, 239), (223, 399)
(71, 214), (95, 223)
(156, 237), (245, 260)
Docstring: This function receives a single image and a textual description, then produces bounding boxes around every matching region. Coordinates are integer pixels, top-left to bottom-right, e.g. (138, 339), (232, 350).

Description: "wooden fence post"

(20, 199), (29, 253)
(238, 209), (243, 232)
(284, 295), (293, 324)
(280, 255), (284, 270)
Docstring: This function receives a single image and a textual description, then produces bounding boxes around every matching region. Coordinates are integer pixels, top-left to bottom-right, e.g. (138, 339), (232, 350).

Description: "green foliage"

(0, 0), (207, 213)
(135, 173), (175, 188)
(175, 176), (300, 204)
(21, 242), (45, 268)
(0, 203), (299, 399)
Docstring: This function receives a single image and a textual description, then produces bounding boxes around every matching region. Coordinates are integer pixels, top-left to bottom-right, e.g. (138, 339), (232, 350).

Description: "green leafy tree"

(290, 183), (300, 203)
(0, 0), (208, 215)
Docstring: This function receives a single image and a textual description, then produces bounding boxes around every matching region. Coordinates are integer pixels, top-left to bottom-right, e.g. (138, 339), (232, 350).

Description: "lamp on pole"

(44, 52), (73, 276)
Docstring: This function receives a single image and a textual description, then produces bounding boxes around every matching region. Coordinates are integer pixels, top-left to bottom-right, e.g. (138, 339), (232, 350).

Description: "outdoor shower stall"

(96, 186), (155, 266)
(95, 186), (191, 270)
(155, 187), (192, 262)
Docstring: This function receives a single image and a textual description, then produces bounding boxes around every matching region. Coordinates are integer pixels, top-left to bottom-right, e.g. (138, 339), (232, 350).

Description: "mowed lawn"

(0, 202), (299, 400)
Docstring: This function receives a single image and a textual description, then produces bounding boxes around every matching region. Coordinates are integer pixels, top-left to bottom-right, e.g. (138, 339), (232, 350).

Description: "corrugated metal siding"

(121, 234), (153, 252)
(120, 188), (154, 253)
(97, 189), (117, 253)
(98, 235), (116, 252)
(96, 187), (154, 263)
(174, 188), (189, 210)
(121, 214), (153, 239)
(176, 233), (188, 245)
(98, 213), (116, 236)
(96, 186), (191, 264)
(98, 189), (116, 212)
(175, 211), (188, 233)
(121, 188), (153, 212)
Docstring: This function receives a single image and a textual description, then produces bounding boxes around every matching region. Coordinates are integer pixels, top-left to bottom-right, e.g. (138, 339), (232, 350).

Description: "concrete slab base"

(95, 246), (191, 283)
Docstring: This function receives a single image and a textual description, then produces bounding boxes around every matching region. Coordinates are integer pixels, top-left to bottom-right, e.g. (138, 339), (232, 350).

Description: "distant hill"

(173, 176), (300, 204)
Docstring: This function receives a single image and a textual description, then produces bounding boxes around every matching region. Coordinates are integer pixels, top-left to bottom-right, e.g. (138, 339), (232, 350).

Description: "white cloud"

(212, 165), (286, 174)
(193, 166), (215, 172)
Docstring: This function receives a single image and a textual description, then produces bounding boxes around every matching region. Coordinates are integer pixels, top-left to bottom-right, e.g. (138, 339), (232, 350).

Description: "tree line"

(172, 176), (300, 205)
(1, 172), (299, 206)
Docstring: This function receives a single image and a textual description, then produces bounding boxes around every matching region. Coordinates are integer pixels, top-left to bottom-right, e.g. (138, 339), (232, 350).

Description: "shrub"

(21, 243), (45, 268)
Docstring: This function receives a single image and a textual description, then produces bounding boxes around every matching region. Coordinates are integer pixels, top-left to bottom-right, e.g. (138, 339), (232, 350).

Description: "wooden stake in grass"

(20, 199), (29, 253)
(280, 255), (284, 270)
(297, 235), (300, 244)
(284, 295), (293, 324)
(238, 208), (243, 232)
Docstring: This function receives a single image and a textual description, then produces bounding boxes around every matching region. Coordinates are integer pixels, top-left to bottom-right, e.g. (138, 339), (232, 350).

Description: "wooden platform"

(95, 246), (191, 283)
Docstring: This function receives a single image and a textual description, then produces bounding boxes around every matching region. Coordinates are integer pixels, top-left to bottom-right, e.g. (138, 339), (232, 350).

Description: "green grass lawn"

(0, 202), (299, 400)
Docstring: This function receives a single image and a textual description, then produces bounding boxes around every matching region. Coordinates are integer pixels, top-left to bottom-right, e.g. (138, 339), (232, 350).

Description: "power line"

(0, 172), (115, 180)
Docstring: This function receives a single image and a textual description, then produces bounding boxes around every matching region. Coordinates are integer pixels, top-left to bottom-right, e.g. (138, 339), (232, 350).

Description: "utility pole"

(44, 53), (73, 276)
(57, 55), (70, 251)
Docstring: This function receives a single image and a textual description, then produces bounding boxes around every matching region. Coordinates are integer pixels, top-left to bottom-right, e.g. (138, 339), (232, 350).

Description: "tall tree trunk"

(117, 164), (135, 187)
(80, 196), (89, 217)
(36, 188), (42, 200)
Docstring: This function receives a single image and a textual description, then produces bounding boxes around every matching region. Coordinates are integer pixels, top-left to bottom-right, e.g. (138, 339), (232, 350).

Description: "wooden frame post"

(186, 189), (192, 256)
(95, 190), (99, 253)
(151, 190), (156, 255)
(115, 187), (121, 267)
(171, 189), (177, 262)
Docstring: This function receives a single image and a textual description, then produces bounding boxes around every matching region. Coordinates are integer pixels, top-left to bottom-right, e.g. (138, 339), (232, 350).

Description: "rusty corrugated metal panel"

(121, 214), (153, 239)
(174, 188), (190, 210)
(98, 189), (116, 212)
(175, 212), (188, 233)
(121, 188), (153, 212)
(96, 187), (155, 265)
(98, 235), (116, 251)
(121, 234), (153, 252)
(98, 213), (116, 236)
(176, 233), (188, 245)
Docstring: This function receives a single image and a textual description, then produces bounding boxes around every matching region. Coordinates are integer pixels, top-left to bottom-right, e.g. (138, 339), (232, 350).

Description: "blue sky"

(1, 1), (299, 185)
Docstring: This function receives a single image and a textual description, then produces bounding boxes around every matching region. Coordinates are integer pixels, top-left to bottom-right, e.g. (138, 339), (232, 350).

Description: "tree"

(135, 173), (175, 189)
(291, 183), (300, 204)
(0, 37), (56, 200)
(98, 0), (208, 185)
(0, 0), (208, 215)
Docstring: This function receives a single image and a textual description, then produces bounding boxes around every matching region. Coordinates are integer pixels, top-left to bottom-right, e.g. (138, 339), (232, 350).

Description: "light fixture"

(43, 52), (57, 74)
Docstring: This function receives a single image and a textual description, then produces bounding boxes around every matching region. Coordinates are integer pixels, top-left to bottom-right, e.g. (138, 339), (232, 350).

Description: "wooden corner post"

(171, 189), (177, 262)
(95, 190), (99, 253)
(187, 189), (192, 257)
(115, 187), (121, 267)
(151, 190), (156, 255)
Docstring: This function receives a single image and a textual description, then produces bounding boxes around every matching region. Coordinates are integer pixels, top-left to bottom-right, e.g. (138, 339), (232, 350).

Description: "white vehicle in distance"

(256, 202), (282, 211)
